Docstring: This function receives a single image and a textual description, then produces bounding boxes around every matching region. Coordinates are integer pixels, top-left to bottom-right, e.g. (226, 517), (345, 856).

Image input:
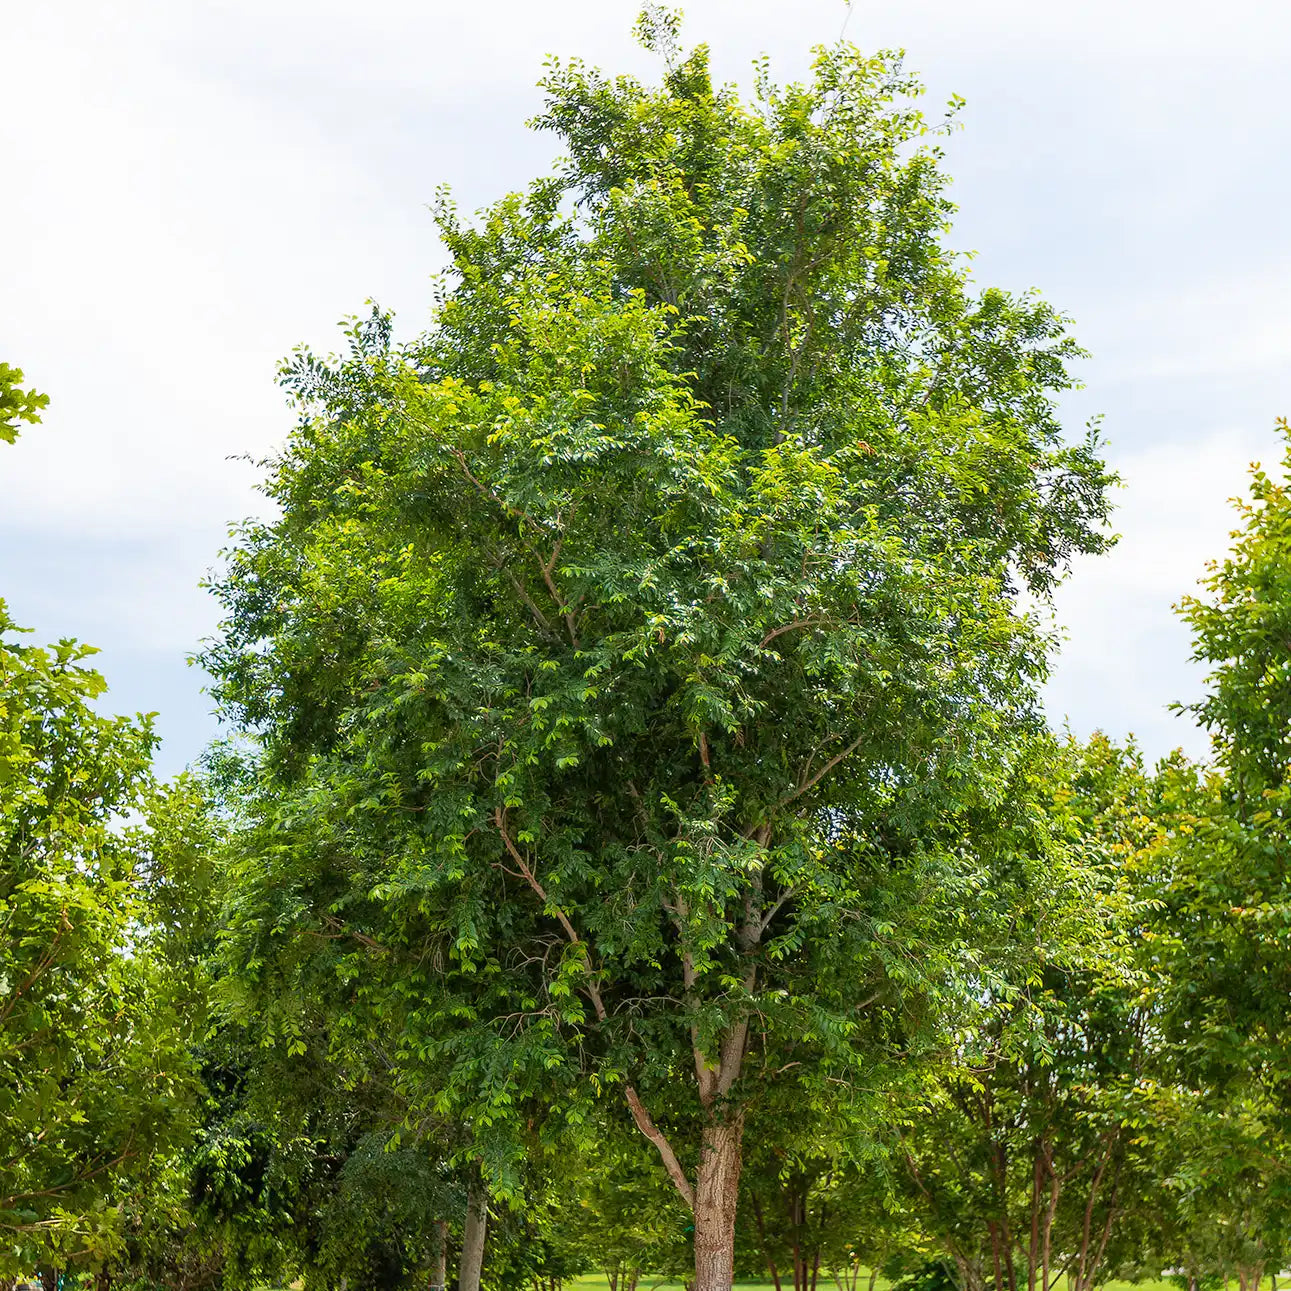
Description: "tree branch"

(624, 1084), (695, 1211)
(760, 618), (830, 649)
(494, 811), (696, 1216)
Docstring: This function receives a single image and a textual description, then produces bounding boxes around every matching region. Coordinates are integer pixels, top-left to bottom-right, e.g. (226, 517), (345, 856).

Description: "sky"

(3, 0), (1289, 777)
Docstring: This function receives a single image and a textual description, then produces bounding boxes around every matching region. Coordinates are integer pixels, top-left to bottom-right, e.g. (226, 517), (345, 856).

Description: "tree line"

(3, 13), (1289, 1291)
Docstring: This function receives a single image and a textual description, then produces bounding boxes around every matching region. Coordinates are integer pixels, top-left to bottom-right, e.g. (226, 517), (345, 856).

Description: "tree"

(554, 1114), (692, 1290)
(739, 1134), (877, 1291)
(1179, 417), (1291, 812)
(0, 364), (48, 445)
(1139, 424), (1291, 1289)
(889, 736), (1171, 1291)
(0, 376), (204, 1273)
(206, 18), (1115, 1291)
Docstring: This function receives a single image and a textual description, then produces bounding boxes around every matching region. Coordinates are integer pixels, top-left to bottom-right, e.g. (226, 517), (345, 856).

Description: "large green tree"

(206, 20), (1114, 1290)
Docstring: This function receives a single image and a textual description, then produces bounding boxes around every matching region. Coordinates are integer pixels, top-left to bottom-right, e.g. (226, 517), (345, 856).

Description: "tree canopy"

(203, 26), (1116, 1291)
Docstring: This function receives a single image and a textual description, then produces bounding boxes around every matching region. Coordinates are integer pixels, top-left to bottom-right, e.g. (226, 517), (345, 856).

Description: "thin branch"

(314, 913), (389, 954)
(498, 563), (554, 635)
(760, 618), (830, 649)
(624, 1084), (695, 1211)
(494, 808), (594, 1008)
(0, 928), (67, 1027)
(754, 732), (866, 830)
(759, 886), (799, 935)
(536, 554), (581, 649)
(494, 809), (695, 1214)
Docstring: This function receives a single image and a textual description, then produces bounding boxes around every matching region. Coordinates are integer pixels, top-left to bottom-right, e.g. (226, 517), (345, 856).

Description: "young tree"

(206, 19), (1114, 1290)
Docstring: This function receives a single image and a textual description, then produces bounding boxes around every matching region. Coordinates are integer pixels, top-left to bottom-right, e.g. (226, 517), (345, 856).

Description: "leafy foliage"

(890, 736), (1168, 1291)
(1178, 418), (1291, 809)
(0, 364), (49, 445)
(204, 20), (1115, 1290)
(0, 373), (210, 1277)
(0, 606), (205, 1269)
(1139, 425), (1291, 1287)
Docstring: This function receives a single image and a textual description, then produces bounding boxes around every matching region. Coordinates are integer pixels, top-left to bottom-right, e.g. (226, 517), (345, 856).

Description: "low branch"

(494, 810), (693, 1215)
(624, 1084), (695, 1211)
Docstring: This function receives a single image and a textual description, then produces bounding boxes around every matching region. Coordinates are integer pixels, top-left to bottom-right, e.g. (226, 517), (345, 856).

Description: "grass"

(571, 1281), (784, 1291)
(572, 1279), (796, 1291)
(568, 1275), (1181, 1291)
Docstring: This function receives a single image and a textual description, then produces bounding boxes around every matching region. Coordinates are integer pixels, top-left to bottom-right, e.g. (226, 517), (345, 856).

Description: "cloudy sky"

(3, 0), (1288, 776)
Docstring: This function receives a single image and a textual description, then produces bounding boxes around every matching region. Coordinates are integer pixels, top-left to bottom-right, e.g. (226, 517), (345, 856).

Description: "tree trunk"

(429, 1219), (448, 1291)
(39, 1269), (58, 1291)
(459, 1171), (488, 1291)
(789, 1178), (805, 1291)
(1238, 1266), (1266, 1291)
(752, 1194), (782, 1291)
(953, 1255), (988, 1291)
(692, 1112), (746, 1291)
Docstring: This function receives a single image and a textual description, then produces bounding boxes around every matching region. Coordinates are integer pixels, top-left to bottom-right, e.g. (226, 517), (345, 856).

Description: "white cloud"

(1086, 261), (1291, 386)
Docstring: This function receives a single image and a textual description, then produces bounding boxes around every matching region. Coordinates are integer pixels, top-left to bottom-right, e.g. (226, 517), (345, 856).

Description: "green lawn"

(571, 1279), (793, 1291)
(569, 1276), (1180, 1291)
(571, 1281), (782, 1291)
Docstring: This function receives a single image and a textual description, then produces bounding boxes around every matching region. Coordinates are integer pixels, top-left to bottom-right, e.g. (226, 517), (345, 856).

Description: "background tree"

(889, 736), (1169, 1291)
(558, 1122), (691, 1291)
(1136, 432), (1291, 1290)
(205, 17), (1115, 1291)
(1179, 418), (1291, 813)
(0, 379), (206, 1277)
